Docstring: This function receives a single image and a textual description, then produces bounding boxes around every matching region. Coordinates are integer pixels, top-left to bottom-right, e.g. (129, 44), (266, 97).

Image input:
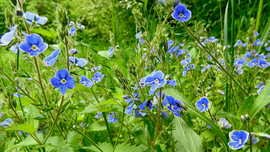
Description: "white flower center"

(154, 79), (159, 83)
(179, 13), (184, 18)
(31, 45), (38, 51)
(61, 79), (67, 84)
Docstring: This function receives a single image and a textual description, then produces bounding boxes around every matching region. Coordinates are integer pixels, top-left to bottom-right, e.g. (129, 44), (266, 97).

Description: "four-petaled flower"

(43, 48), (61, 66)
(92, 72), (104, 82)
(23, 12), (48, 25)
(172, 4), (192, 22)
(195, 97), (209, 112)
(228, 130), (249, 150)
(167, 80), (177, 87)
(254, 39), (263, 46)
(218, 117), (231, 129)
(80, 76), (95, 88)
(50, 69), (75, 95)
(69, 57), (88, 67)
(19, 34), (48, 56)
(107, 47), (114, 57)
(143, 71), (166, 95)
(166, 96), (185, 117)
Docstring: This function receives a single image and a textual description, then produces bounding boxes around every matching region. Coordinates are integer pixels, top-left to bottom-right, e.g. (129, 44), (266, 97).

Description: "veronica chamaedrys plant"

(172, 4), (192, 22)
(50, 69), (75, 95)
(0, 25), (18, 46)
(138, 100), (153, 117)
(69, 57), (88, 67)
(80, 76), (95, 88)
(195, 97), (209, 112)
(107, 46), (114, 57)
(92, 72), (104, 82)
(228, 130), (249, 150)
(142, 71), (166, 95)
(19, 34), (48, 56)
(23, 12), (48, 25)
(43, 48), (61, 66)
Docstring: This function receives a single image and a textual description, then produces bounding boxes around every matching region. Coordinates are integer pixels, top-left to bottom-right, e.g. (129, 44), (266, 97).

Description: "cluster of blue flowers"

(69, 21), (85, 36)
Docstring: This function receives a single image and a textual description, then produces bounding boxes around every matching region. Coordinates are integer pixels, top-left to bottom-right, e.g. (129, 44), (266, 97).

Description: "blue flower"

(201, 64), (211, 72)
(254, 31), (259, 37)
(255, 82), (264, 88)
(234, 40), (243, 47)
(257, 85), (265, 95)
(183, 66), (190, 76)
(258, 59), (270, 68)
(175, 49), (185, 56)
(69, 57), (87, 67)
(0, 25), (18, 46)
(107, 47), (114, 57)
(69, 26), (76, 36)
(91, 66), (101, 72)
(92, 72), (104, 82)
(13, 92), (22, 98)
(23, 12), (48, 25)
(244, 51), (253, 58)
(143, 71), (166, 95)
(166, 96), (185, 117)
(50, 69), (75, 95)
(108, 112), (117, 123)
(172, 4), (192, 22)
(218, 117), (231, 129)
(69, 21), (75, 26)
(19, 34), (48, 56)
(168, 40), (173, 47)
(95, 112), (102, 119)
(0, 118), (13, 128)
(167, 80), (177, 87)
(242, 43), (248, 47)
(209, 36), (218, 43)
(181, 57), (191, 67)
(80, 76), (95, 88)
(10, 43), (20, 54)
(125, 93), (140, 116)
(135, 31), (142, 39)
(168, 46), (178, 54)
(77, 23), (85, 30)
(195, 97), (209, 112)
(138, 100), (153, 116)
(228, 130), (249, 150)
(43, 48), (61, 66)
(254, 39), (263, 46)
(247, 58), (258, 67)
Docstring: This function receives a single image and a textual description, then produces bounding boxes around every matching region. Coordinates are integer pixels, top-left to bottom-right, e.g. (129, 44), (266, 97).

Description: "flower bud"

(241, 115), (246, 124)
(122, 95), (130, 99)
(16, 10), (23, 16)
(245, 114), (250, 121)
(70, 49), (78, 54)
(197, 88), (202, 93)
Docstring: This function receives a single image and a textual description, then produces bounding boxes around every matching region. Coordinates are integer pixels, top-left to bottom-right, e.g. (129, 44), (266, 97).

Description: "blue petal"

(66, 76), (75, 89)
(19, 43), (32, 53)
(50, 78), (61, 88)
(69, 57), (77, 64)
(30, 51), (39, 56)
(36, 16), (48, 25)
(37, 42), (48, 53)
(228, 141), (243, 150)
(60, 85), (67, 95)
(24, 12), (39, 24)
(55, 69), (69, 79)
(77, 58), (87, 67)
(153, 71), (164, 79)
(0, 30), (16, 46)
(25, 34), (43, 46)
(158, 79), (166, 88)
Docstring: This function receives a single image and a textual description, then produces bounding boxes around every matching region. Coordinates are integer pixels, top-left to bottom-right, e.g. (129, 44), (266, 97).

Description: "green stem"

(33, 57), (48, 105)
(72, 127), (103, 152)
(152, 88), (162, 152)
(180, 22), (248, 96)
(112, 107), (125, 152)
(43, 96), (65, 144)
(64, 35), (70, 71)
(90, 88), (114, 146)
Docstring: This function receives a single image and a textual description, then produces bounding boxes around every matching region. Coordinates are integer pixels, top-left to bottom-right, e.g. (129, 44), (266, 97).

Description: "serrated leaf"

(95, 99), (119, 107)
(163, 88), (229, 151)
(173, 117), (203, 152)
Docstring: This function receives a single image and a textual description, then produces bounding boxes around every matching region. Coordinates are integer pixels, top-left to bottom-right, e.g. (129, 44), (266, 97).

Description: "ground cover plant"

(1, 0), (270, 151)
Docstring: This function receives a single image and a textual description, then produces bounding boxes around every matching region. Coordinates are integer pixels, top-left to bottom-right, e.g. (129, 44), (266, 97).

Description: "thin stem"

(64, 36), (70, 71)
(180, 22), (248, 96)
(33, 57), (48, 105)
(152, 88), (162, 152)
(90, 88), (114, 146)
(112, 108), (125, 152)
(248, 126), (253, 152)
(72, 127), (103, 152)
(43, 96), (65, 144)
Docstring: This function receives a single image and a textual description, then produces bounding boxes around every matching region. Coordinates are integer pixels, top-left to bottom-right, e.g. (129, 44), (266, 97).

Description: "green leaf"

(94, 99), (119, 107)
(173, 117), (202, 152)
(9, 134), (43, 150)
(87, 122), (106, 132)
(216, 111), (240, 120)
(237, 95), (254, 117)
(250, 81), (270, 120)
(5, 123), (37, 134)
(258, 16), (270, 53)
(46, 136), (73, 152)
(82, 142), (147, 152)
(98, 51), (110, 59)
(163, 88), (229, 151)
(31, 28), (57, 38)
